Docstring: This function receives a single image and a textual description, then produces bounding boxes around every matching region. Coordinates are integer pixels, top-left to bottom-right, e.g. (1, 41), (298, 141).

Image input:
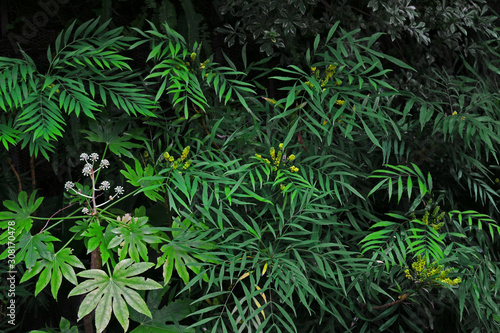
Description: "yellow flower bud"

(181, 146), (190, 160)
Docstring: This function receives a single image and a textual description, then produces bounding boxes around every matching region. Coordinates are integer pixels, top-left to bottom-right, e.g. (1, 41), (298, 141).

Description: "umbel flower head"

(65, 152), (125, 215)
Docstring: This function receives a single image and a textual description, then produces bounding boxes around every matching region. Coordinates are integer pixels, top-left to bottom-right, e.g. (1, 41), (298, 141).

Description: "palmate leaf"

(129, 289), (195, 333)
(68, 259), (162, 333)
(0, 190), (43, 222)
(15, 231), (59, 270)
(0, 191), (43, 250)
(121, 159), (164, 201)
(108, 216), (163, 262)
(19, 243), (85, 298)
(157, 228), (220, 285)
(82, 121), (144, 158)
(81, 223), (115, 266)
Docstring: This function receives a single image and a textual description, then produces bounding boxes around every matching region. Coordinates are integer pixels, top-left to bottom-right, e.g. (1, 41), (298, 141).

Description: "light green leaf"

(69, 259), (161, 333)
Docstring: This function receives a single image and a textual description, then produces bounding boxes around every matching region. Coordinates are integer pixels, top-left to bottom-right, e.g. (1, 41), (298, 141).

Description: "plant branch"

(6, 157), (22, 193)
(363, 293), (410, 310)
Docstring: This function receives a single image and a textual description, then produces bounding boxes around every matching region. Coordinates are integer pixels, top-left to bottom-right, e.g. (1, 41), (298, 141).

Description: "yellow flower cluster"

(405, 257), (462, 287)
(412, 256), (426, 273)
(440, 276), (462, 285)
(164, 146), (192, 171)
(321, 64), (337, 87)
(421, 204), (446, 231)
(183, 53), (198, 69)
(304, 63), (340, 89)
(47, 83), (60, 93)
(272, 144), (295, 168)
(163, 151), (175, 162)
(181, 146), (190, 160)
(200, 59), (209, 70)
(451, 110), (466, 121)
(254, 143), (299, 191)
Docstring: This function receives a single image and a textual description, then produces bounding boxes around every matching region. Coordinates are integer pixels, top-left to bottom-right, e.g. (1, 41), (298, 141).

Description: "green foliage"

(108, 216), (163, 262)
(157, 219), (220, 285)
(130, 21), (255, 119)
(362, 164), (500, 331)
(128, 288), (195, 333)
(20, 243), (85, 298)
(68, 259), (162, 333)
(29, 317), (79, 333)
(0, 18), (155, 158)
(2, 13), (500, 333)
(0, 191), (43, 255)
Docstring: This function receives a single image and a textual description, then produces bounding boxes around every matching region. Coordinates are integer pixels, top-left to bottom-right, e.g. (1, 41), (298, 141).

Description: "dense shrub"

(1, 4), (500, 333)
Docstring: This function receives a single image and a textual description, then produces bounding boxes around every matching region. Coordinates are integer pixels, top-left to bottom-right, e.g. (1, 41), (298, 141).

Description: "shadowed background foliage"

(1, 1), (500, 332)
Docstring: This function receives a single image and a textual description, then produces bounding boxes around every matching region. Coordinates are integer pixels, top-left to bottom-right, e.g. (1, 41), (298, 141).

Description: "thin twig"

(6, 157), (22, 193)
(365, 294), (410, 310)
(30, 155), (36, 191)
(194, 104), (221, 150)
(38, 201), (76, 234)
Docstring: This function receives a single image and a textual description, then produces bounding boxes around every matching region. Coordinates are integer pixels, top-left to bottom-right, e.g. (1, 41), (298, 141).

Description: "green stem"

(56, 232), (79, 255)
(97, 188), (140, 214)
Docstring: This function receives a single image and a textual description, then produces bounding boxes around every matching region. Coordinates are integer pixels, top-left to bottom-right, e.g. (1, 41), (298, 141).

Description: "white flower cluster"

(65, 152), (125, 215)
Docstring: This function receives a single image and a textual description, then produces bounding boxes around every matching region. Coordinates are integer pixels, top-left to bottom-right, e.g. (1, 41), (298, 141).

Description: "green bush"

(1, 18), (500, 333)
